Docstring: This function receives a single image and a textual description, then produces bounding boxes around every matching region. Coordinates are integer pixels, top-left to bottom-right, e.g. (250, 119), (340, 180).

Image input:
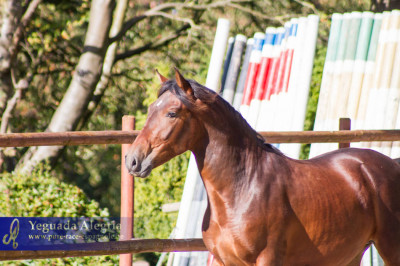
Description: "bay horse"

(125, 68), (400, 265)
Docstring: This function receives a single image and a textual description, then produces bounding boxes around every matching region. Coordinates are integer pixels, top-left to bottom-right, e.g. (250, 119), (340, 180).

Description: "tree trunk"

(17, 0), (116, 173)
(78, 0), (129, 130)
(0, 0), (22, 112)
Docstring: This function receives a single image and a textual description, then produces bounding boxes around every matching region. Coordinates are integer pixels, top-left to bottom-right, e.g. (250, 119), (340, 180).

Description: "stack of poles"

(173, 14), (319, 266)
(309, 10), (400, 266)
(310, 10), (400, 161)
(233, 15), (319, 159)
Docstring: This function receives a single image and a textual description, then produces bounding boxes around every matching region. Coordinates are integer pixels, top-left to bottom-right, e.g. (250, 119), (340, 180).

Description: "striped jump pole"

(346, 12), (374, 124)
(277, 19), (299, 133)
(281, 15), (319, 158)
(247, 28), (276, 127)
(310, 13), (343, 157)
(271, 22), (293, 133)
(337, 12), (363, 120)
(323, 12), (352, 152)
(256, 28), (285, 132)
(372, 11), (399, 154)
(364, 11), (393, 153)
(232, 38), (254, 110)
(222, 34), (247, 104)
(279, 17), (307, 157)
(390, 11), (400, 158)
(260, 27), (286, 132)
(239, 32), (265, 120)
(354, 13), (382, 132)
(381, 10), (400, 155)
(220, 37), (235, 93)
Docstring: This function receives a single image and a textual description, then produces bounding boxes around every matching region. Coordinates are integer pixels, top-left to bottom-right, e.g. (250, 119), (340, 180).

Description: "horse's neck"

(192, 124), (267, 203)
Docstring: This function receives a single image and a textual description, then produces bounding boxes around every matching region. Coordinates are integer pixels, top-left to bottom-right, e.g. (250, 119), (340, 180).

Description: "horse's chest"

(202, 217), (267, 265)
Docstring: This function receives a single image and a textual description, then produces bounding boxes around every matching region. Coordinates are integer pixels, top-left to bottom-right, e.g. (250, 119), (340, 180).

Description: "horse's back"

(307, 148), (400, 218)
(308, 147), (400, 190)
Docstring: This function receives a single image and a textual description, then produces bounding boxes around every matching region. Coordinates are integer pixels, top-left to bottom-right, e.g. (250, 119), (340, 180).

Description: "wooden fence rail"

(2, 126), (400, 262)
(0, 238), (207, 261)
(1, 129), (400, 147)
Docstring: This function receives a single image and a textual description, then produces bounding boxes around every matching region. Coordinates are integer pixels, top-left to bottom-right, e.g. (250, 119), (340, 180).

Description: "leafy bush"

(0, 164), (119, 265)
(134, 152), (189, 239)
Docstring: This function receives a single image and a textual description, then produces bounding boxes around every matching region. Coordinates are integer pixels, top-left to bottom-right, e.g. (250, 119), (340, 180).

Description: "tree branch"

(109, 15), (146, 43)
(292, 0), (318, 15)
(110, 0), (253, 43)
(0, 63), (34, 134)
(114, 23), (190, 63)
(227, 3), (290, 25)
(146, 11), (199, 29)
(11, 0), (42, 60)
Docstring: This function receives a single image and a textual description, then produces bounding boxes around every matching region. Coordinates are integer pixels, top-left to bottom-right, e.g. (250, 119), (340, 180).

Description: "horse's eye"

(166, 112), (177, 118)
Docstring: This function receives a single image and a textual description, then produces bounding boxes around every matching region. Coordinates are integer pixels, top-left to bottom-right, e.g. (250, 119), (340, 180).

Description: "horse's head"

(125, 68), (207, 177)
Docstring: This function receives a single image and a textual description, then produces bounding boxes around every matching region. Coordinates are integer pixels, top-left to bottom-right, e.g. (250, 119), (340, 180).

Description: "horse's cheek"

(156, 120), (175, 142)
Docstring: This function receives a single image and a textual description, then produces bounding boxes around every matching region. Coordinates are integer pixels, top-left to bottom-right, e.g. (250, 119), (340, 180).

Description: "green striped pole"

(354, 13), (382, 152)
(313, 14), (343, 132)
(346, 12), (373, 121)
(324, 13), (351, 129)
(370, 11), (398, 153)
(385, 10), (400, 157)
(310, 13), (343, 157)
(361, 11), (389, 152)
(321, 13), (352, 153)
(328, 12), (362, 152)
(354, 13), (382, 131)
(334, 12), (363, 133)
(364, 12), (390, 132)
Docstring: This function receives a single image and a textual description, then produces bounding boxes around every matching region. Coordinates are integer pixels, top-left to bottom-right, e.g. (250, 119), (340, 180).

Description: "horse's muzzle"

(125, 153), (152, 178)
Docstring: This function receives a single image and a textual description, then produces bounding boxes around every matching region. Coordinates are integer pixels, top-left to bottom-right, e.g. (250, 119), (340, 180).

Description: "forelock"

(157, 79), (217, 110)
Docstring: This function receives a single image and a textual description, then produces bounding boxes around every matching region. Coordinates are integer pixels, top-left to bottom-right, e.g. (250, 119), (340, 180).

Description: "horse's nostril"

(125, 154), (137, 172)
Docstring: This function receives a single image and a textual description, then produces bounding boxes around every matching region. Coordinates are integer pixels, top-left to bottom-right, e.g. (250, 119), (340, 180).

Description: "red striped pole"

(239, 32), (265, 119)
(247, 28), (276, 127)
(256, 28), (285, 131)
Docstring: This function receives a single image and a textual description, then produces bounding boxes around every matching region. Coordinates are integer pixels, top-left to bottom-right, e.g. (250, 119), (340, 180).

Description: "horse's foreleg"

(255, 240), (285, 266)
(346, 252), (363, 266)
(346, 242), (372, 266)
(209, 254), (225, 266)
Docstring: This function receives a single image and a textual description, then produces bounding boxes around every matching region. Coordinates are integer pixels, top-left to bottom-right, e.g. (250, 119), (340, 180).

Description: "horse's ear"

(155, 69), (168, 83)
(174, 67), (194, 97)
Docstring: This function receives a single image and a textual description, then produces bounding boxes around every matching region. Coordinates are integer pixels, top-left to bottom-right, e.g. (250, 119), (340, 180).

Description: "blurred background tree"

(0, 0), (377, 264)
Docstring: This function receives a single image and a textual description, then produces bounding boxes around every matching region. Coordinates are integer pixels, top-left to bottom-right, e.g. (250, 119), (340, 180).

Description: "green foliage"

(134, 152), (189, 239)
(0, 164), (119, 265)
(11, 1), (90, 134)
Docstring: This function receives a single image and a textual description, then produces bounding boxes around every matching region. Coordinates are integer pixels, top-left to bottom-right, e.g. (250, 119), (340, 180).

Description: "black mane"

(158, 79), (284, 156)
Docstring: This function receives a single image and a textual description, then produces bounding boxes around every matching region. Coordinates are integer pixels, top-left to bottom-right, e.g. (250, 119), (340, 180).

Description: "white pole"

(205, 19), (231, 91)
(283, 15), (319, 158)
